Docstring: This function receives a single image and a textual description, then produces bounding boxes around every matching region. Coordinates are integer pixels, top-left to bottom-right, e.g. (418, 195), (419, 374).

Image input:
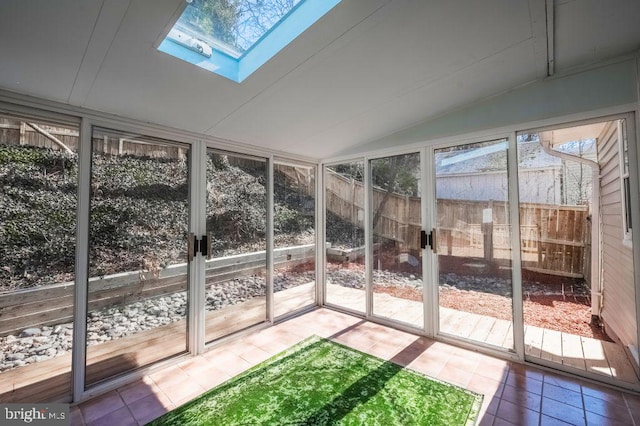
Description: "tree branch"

(25, 123), (74, 155)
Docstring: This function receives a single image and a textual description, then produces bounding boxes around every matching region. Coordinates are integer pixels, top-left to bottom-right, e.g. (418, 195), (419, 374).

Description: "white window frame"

(618, 119), (632, 243)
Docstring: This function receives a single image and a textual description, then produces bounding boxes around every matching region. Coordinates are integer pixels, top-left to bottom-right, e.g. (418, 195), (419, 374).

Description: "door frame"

(199, 147), (272, 349)
(425, 134), (525, 358)
(322, 142), (526, 359)
(365, 150), (427, 329)
(75, 121), (200, 401)
(515, 112), (640, 383)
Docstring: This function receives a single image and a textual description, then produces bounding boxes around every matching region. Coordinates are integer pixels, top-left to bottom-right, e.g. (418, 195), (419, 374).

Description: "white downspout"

(540, 140), (601, 319)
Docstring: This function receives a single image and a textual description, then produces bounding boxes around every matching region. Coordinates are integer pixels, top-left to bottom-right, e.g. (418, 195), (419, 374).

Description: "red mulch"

(365, 250), (612, 341)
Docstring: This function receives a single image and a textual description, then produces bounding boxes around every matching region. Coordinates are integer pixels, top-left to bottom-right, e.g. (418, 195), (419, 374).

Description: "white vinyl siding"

(598, 120), (637, 348)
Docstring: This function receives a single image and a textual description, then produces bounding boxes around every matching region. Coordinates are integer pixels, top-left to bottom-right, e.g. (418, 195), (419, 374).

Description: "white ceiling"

(0, 0), (638, 159)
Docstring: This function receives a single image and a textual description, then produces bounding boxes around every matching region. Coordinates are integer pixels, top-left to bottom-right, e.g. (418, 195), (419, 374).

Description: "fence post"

(19, 122), (26, 145)
(351, 178), (357, 225)
(482, 200), (494, 264)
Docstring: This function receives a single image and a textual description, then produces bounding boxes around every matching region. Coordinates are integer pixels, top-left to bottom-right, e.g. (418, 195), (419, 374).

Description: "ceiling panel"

(210, 0), (533, 154)
(83, 0), (386, 135)
(288, 38), (539, 158)
(554, 0), (640, 71)
(0, 0), (103, 102)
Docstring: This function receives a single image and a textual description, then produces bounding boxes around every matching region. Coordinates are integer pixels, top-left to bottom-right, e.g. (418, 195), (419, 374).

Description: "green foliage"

(0, 147), (190, 287)
(331, 155), (420, 197)
(183, 0), (239, 46)
(273, 170), (314, 235)
(0, 145), (47, 164)
(325, 211), (364, 248)
(0, 146), (78, 289)
(371, 154), (420, 196)
(0, 145), (76, 176)
(330, 163), (364, 182)
(1, 146), (313, 289)
(207, 154), (267, 253)
(88, 154), (189, 276)
(274, 204), (308, 234)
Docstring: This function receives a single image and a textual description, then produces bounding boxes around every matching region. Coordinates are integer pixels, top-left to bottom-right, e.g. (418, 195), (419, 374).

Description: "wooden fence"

(436, 199), (589, 278)
(274, 163), (315, 195)
(0, 119), (187, 159)
(325, 169), (366, 226)
(325, 169), (590, 279)
(0, 119), (80, 152)
(0, 244), (317, 337)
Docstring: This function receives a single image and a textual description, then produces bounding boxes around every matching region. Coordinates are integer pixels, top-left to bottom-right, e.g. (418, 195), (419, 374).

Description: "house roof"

(436, 141), (560, 175)
(0, 0), (639, 159)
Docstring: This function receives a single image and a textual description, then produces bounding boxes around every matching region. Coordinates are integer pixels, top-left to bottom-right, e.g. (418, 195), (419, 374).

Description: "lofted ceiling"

(0, 0), (639, 160)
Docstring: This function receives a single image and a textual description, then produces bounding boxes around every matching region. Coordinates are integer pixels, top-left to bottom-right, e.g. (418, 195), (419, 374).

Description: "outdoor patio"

(326, 284), (640, 389)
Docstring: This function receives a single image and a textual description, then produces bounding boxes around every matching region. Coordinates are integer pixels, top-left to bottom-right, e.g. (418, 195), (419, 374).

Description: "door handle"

(420, 229), (437, 253)
(188, 233), (211, 262)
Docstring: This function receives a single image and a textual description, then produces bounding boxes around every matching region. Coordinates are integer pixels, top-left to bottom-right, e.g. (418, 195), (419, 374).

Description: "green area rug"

(148, 336), (482, 425)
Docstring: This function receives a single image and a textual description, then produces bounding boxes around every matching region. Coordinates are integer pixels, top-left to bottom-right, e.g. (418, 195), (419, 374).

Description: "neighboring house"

(435, 140), (595, 206)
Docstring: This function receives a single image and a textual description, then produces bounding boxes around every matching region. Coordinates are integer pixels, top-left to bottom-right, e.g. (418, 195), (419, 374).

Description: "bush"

(88, 154), (189, 276)
(207, 155), (266, 252)
(1, 147), (315, 289)
(0, 147), (78, 289)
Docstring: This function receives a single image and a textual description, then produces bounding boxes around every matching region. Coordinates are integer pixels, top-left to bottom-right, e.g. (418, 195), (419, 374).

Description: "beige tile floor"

(73, 308), (640, 426)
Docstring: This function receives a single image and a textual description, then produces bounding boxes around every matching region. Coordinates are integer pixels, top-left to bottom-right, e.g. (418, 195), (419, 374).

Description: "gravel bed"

(0, 271), (314, 373)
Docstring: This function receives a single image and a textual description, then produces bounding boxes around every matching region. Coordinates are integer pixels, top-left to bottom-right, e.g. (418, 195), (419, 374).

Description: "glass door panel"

(371, 153), (423, 328)
(205, 152), (267, 342)
(86, 128), (190, 387)
(324, 162), (366, 313)
(518, 120), (639, 387)
(273, 163), (316, 318)
(0, 114), (79, 402)
(435, 139), (514, 350)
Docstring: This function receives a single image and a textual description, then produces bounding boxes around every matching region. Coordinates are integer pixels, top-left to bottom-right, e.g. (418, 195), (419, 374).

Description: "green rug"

(148, 336), (482, 425)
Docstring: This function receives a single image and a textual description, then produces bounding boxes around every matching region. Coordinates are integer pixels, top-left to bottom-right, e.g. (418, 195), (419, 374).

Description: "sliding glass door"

(204, 151), (267, 343)
(370, 153), (423, 328)
(86, 127), (190, 387)
(273, 162), (316, 318)
(324, 161), (366, 313)
(518, 117), (640, 386)
(324, 146), (515, 345)
(434, 139), (515, 350)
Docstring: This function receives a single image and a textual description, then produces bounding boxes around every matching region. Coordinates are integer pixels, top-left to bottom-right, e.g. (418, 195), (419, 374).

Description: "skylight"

(159, 0), (342, 83)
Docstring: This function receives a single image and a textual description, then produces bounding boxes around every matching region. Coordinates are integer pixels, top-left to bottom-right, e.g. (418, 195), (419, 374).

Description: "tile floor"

(72, 308), (640, 426)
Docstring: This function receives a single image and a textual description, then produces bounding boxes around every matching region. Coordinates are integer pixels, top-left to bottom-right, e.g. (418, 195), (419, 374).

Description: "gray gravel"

(0, 271), (314, 372)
